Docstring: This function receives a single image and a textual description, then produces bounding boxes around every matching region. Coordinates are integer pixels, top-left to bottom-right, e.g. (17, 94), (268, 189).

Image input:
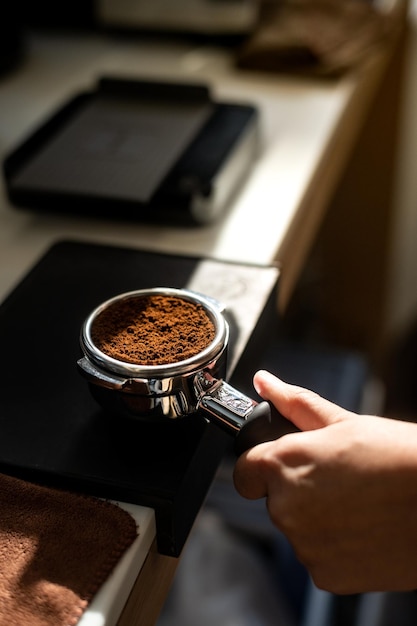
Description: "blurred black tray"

(3, 77), (258, 225)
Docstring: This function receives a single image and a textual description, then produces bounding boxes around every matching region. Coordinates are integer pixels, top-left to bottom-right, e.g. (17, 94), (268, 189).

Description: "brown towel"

(0, 473), (138, 626)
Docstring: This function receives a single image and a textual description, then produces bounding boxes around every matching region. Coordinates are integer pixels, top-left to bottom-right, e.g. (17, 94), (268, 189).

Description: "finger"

(233, 442), (274, 499)
(253, 370), (352, 431)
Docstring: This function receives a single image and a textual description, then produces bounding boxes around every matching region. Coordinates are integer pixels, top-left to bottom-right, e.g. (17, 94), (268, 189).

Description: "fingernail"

(253, 369), (273, 394)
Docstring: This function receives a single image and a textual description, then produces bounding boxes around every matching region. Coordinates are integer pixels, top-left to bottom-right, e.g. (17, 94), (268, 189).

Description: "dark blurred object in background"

(0, 3), (25, 76)
(21, 0), (95, 29)
(383, 316), (417, 422)
(0, 0), (96, 78)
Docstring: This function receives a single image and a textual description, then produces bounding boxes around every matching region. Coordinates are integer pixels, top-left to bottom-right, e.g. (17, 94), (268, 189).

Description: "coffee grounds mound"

(91, 294), (216, 366)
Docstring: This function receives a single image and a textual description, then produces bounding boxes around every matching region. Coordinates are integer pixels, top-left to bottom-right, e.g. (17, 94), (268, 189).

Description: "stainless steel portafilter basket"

(77, 287), (295, 456)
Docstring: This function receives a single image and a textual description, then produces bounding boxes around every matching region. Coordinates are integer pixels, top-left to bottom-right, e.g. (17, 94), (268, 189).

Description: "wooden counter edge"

(276, 0), (410, 314)
(116, 539), (178, 626)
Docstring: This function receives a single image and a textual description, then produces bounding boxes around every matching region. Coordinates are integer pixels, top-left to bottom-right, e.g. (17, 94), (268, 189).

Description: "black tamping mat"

(0, 240), (279, 556)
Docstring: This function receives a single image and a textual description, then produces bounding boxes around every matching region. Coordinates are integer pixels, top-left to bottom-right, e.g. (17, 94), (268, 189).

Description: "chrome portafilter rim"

(80, 287), (229, 379)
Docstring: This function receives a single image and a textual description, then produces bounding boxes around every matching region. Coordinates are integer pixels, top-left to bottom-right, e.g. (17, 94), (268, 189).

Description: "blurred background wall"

(388, 0), (417, 335)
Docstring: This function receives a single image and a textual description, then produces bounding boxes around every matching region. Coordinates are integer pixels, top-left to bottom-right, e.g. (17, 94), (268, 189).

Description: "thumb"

(253, 370), (352, 432)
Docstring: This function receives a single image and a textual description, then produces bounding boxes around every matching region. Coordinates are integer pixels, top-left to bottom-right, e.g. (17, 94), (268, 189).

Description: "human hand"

(233, 370), (417, 594)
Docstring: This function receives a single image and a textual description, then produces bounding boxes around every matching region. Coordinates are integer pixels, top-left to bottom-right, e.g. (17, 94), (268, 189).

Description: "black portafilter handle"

(198, 377), (299, 456)
(234, 401), (299, 457)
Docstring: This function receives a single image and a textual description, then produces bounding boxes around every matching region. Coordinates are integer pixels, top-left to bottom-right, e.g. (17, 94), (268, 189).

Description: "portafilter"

(77, 287), (296, 456)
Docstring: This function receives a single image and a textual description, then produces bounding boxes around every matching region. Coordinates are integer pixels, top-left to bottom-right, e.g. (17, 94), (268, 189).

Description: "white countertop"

(0, 28), (370, 625)
(0, 30), (355, 302)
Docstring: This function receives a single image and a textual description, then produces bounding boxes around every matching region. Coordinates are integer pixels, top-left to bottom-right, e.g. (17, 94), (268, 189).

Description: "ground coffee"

(91, 294), (216, 366)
